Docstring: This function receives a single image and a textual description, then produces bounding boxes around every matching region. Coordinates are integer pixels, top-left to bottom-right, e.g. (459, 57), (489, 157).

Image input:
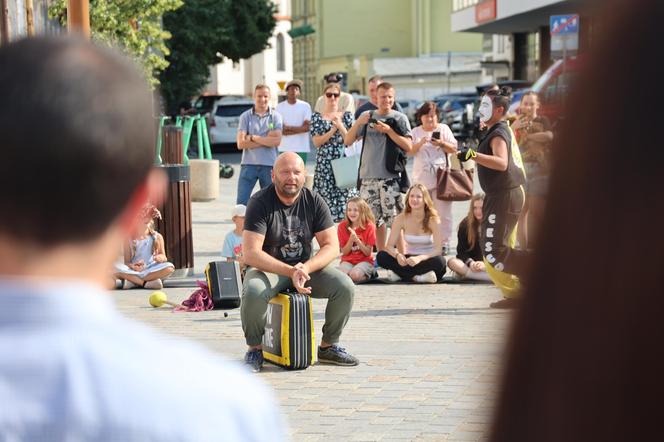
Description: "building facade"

(451, 0), (590, 81)
(290, 0), (485, 104)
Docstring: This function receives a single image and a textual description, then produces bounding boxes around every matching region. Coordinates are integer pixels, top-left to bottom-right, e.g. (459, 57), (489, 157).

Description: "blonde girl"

(337, 197), (377, 283)
(376, 184), (446, 283)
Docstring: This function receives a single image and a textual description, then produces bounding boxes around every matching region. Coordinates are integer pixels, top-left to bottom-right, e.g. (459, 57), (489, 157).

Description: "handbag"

(331, 153), (361, 189)
(436, 154), (474, 201)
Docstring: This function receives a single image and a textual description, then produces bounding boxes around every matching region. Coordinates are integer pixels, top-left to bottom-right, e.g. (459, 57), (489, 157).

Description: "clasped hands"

(290, 262), (312, 294)
(396, 252), (422, 267)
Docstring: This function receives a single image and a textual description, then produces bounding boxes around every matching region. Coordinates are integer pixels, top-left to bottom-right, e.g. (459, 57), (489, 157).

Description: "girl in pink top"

(409, 101), (459, 253)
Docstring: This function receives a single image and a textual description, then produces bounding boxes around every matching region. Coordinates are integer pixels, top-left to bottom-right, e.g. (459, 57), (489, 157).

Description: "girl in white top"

(409, 101), (459, 254)
(376, 184), (446, 283)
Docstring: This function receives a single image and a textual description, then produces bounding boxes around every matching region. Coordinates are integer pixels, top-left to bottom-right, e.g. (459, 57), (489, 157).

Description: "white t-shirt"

(276, 99), (312, 153)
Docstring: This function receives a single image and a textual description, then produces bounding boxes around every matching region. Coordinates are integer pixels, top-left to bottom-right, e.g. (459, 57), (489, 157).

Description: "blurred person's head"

(376, 82), (395, 114)
(519, 91), (540, 118)
(0, 36), (163, 281)
(285, 80), (302, 103)
(404, 184), (439, 233)
(367, 75), (383, 103)
(489, 2), (664, 441)
(231, 204), (246, 232)
(415, 101), (440, 129)
(479, 86), (512, 126)
(323, 83), (341, 110)
(253, 84), (271, 112)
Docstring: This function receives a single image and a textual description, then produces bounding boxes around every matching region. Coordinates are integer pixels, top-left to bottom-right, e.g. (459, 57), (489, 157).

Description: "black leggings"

(376, 251), (446, 281)
(480, 187), (530, 277)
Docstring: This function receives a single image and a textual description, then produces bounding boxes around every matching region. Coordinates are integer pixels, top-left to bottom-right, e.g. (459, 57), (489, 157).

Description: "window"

(276, 33), (286, 72)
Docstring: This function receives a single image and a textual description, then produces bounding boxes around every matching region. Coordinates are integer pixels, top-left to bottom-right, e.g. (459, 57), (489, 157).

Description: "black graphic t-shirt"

(244, 185), (334, 266)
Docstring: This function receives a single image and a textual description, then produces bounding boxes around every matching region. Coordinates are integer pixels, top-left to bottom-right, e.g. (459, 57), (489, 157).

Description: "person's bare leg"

(143, 267), (174, 281)
(116, 272), (144, 286)
(349, 268), (369, 283)
(447, 258), (469, 277)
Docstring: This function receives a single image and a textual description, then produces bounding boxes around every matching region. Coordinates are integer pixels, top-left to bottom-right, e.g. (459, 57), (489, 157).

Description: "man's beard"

(276, 178), (302, 197)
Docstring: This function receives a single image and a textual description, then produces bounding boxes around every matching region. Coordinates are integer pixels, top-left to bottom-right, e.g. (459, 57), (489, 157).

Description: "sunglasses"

(325, 92), (340, 98)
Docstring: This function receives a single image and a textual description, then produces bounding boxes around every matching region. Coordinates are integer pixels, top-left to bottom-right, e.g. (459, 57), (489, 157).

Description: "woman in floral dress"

(310, 82), (358, 222)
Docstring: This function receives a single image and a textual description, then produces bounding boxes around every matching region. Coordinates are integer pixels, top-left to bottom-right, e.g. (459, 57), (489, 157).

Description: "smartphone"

(368, 118), (378, 128)
(432, 131), (441, 140)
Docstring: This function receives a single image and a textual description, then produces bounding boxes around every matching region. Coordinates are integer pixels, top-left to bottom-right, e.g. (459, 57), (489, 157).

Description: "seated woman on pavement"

(447, 193), (491, 282)
(376, 184), (446, 283)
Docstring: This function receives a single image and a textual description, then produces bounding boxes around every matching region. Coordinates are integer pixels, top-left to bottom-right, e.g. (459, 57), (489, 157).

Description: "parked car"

(398, 99), (421, 126)
(208, 99), (254, 146)
(529, 56), (581, 126)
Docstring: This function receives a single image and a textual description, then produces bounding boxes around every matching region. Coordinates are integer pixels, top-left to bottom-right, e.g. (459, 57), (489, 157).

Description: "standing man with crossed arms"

(236, 84), (283, 205)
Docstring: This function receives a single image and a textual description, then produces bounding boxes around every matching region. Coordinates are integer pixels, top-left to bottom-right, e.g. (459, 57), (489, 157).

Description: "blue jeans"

(237, 164), (272, 205)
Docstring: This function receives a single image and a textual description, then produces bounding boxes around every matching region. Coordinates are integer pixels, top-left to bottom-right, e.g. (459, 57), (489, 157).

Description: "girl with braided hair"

(114, 204), (174, 289)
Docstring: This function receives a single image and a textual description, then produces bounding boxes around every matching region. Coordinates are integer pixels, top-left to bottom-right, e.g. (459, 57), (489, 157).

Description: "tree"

(49, 0), (183, 85)
(159, 0), (277, 113)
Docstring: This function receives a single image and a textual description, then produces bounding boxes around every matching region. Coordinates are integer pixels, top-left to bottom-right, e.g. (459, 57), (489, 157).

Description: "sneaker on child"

(144, 279), (163, 290)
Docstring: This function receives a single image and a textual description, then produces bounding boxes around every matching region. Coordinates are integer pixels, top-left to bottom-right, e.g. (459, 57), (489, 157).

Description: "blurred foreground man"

(0, 36), (285, 441)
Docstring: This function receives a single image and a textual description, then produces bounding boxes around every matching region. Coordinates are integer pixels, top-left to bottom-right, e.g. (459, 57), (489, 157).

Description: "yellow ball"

(149, 291), (168, 308)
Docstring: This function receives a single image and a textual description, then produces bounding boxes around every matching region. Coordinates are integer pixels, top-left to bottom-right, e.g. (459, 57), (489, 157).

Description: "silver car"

(208, 99), (254, 145)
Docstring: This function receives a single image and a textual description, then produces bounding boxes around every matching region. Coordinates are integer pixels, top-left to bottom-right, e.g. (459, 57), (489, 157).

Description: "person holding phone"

(409, 101), (458, 254)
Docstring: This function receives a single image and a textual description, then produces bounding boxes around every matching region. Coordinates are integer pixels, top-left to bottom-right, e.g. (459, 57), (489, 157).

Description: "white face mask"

(479, 96), (493, 123)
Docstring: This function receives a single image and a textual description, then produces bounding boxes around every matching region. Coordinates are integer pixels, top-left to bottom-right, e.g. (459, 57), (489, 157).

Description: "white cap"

(232, 204), (246, 218)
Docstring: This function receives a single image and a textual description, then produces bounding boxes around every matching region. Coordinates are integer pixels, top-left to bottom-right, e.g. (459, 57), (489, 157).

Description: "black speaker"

(204, 261), (242, 309)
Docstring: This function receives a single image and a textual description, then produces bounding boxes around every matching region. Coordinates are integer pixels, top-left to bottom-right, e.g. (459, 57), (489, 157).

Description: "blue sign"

(550, 14), (579, 35)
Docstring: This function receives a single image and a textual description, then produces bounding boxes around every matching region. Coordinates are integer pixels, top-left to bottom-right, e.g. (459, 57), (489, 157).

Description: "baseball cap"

(231, 204), (246, 218)
(285, 79), (303, 90)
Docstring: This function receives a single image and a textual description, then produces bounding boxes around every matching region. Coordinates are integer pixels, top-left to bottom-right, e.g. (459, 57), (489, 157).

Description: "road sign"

(550, 14), (579, 35)
(550, 14), (579, 59)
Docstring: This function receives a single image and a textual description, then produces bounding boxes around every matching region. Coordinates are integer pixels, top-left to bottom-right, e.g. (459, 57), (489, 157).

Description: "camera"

(432, 131), (441, 140)
(368, 118), (378, 128)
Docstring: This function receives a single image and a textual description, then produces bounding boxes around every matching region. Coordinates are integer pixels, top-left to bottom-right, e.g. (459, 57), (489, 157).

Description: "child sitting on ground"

(337, 197), (377, 283)
(115, 204), (175, 289)
(447, 193), (491, 282)
(221, 204), (246, 268)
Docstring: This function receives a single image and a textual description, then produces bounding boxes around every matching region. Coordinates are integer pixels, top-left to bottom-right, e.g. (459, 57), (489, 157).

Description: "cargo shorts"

(359, 178), (404, 228)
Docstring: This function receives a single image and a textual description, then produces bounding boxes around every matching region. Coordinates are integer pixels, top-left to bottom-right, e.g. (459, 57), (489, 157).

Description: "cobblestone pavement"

(111, 153), (513, 441)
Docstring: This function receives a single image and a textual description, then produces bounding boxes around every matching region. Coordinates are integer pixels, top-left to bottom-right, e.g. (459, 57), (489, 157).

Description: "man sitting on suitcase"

(242, 152), (359, 372)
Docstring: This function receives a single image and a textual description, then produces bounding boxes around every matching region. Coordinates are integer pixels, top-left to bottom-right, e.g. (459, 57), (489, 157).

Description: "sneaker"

(490, 298), (520, 309)
(144, 279), (163, 290)
(442, 244), (450, 256)
(386, 270), (401, 282)
(244, 348), (264, 373)
(122, 280), (139, 290)
(413, 271), (437, 284)
(318, 345), (359, 366)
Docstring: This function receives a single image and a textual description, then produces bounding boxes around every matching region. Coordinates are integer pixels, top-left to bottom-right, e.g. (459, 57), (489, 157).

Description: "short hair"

(486, 86), (512, 115)
(414, 101), (440, 124)
(0, 36), (155, 247)
(254, 84), (270, 92)
(368, 75), (383, 84)
(376, 82), (394, 92)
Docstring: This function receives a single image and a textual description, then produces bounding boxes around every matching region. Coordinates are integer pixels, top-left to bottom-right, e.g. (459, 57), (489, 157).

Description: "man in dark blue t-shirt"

(241, 152), (359, 372)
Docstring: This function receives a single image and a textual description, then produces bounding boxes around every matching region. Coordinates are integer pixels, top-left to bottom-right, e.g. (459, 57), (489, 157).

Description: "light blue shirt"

(221, 230), (243, 259)
(0, 279), (287, 441)
(239, 107), (283, 166)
